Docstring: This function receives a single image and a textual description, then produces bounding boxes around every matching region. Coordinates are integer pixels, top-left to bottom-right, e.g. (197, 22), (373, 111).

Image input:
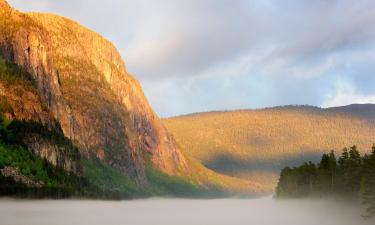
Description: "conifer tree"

(361, 145), (375, 218)
(276, 145), (375, 218)
(317, 151), (336, 194)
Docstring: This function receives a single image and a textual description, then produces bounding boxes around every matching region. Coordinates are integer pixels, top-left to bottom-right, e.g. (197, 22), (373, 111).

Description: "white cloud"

(323, 80), (375, 108)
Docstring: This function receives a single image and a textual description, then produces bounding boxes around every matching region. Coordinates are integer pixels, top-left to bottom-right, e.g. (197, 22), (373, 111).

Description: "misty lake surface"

(0, 197), (373, 225)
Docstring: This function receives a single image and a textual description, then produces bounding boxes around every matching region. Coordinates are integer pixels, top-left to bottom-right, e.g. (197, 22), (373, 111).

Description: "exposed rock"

(23, 133), (81, 174)
(0, 72), (52, 126)
(0, 57), (81, 174)
(0, 0), (189, 185)
(0, 166), (43, 188)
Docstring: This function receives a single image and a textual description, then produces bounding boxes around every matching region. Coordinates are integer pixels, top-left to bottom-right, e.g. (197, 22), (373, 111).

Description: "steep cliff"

(0, 0), (187, 185)
(0, 1), (269, 195)
(0, 54), (81, 174)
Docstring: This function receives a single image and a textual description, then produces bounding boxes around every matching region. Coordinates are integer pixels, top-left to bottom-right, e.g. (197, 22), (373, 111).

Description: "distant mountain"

(326, 104), (375, 120)
(163, 104), (375, 189)
(0, 0), (265, 197)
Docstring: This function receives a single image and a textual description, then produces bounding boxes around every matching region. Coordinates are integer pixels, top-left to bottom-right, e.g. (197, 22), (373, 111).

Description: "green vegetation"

(83, 158), (214, 198)
(0, 4), (265, 198)
(0, 115), (212, 198)
(361, 148), (375, 217)
(0, 143), (52, 184)
(82, 158), (141, 198)
(0, 116), (100, 198)
(0, 142), (87, 198)
(145, 165), (203, 197)
(3, 119), (81, 161)
(276, 145), (375, 218)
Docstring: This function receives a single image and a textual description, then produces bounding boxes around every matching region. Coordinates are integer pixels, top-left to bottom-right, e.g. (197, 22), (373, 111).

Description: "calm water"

(0, 197), (373, 225)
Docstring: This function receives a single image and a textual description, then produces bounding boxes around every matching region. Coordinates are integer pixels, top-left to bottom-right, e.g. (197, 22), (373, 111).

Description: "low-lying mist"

(0, 197), (373, 225)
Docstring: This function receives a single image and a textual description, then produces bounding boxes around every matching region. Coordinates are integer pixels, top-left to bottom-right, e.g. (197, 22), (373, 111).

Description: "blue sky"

(8, 0), (375, 117)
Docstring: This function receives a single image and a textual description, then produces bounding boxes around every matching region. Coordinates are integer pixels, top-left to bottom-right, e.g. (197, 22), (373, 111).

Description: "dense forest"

(276, 145), (375, 218)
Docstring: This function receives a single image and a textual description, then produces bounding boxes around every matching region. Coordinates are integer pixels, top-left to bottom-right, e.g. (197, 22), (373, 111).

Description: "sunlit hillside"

(163, 104), (375, 187)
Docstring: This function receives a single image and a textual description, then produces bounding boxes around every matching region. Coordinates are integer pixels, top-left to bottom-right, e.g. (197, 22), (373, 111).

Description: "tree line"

(276, 145), (375, 218)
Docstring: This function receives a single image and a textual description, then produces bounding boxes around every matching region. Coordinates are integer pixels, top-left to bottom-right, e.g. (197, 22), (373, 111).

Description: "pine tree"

(337, 146), (362, 197)
(276, 167), (297, 197)
(347, 145), (362, 196)
(316, 151), (336, 194)
(338, 147), (349, 167)
(328, 150), (337, 192)
(361, 145), (375, 218)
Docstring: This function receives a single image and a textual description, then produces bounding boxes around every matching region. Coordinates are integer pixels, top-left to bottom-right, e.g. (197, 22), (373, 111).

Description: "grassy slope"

(82, 158), (207, 198)
(163, 106), (375, 188)
(82, 153), (272, 198)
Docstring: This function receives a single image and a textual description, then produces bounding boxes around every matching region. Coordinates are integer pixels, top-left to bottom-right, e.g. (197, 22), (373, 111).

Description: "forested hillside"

(163, 105), (375, 188)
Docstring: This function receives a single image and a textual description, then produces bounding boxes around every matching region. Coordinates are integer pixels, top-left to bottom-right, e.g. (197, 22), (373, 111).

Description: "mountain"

(163, 104), (375, 188)
(0, 0), (267, 197)
(0, 0), (187, 183)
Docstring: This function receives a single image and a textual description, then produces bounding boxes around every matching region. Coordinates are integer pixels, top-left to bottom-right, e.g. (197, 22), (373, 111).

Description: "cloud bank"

(8, 0), (375, 117)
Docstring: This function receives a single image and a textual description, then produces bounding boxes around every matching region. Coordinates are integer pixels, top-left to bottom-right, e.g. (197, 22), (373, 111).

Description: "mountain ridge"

(163, 104), (375, 189)
(165, 104), (375, 119)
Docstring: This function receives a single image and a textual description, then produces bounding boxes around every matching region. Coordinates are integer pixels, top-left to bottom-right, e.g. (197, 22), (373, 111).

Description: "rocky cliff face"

(0, 0), (187, 184)
(0, 55), (81, 174)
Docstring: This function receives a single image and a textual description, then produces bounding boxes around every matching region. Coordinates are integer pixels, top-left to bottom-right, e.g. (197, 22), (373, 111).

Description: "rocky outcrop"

(0, 55), (81, 174)
(0, 0), (188, 185)
(0, 80), (50, 123)
(22, 133), (81, 174)
(1, 166), (43, 187)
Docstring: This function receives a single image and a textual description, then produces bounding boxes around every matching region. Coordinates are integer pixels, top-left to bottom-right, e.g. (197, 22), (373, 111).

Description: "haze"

(0, 197), (372, 225)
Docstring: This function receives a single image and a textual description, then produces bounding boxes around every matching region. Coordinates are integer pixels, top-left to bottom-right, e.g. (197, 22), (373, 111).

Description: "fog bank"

(0, 197), (373, 225)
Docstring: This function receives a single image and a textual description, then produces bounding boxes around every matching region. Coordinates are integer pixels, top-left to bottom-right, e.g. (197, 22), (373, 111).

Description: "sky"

(7, 0), (375, 117)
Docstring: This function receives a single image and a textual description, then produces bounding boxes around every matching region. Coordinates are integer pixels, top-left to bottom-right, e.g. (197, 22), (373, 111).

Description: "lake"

(0, 197), (373, 225)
